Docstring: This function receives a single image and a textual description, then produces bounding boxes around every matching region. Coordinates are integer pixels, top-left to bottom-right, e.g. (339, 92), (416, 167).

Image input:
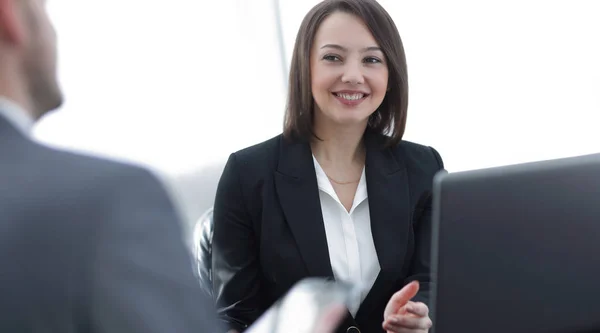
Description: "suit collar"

(0, 97), (33, 137)
(274, 136), (334, 278)
(363, 128), (403, 176)
(357, 131), (412, 321)
(276, 136), (313, 179)
(363, 130), (409, 275)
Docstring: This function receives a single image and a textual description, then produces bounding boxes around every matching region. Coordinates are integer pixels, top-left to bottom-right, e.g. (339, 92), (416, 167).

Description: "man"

(0, 0), (219, 331)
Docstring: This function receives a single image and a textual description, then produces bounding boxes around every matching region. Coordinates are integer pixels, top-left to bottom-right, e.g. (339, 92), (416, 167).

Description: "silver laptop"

(431, 153), (600, 333)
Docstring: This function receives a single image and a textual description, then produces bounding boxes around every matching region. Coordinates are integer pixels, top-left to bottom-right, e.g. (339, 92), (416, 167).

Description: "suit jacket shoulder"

(231, 134), (282, 169)
(225, 134), (284, 197)
(1, 121), (218, 333)
(395, 139), (444, 172)
(1, 127), (167, 231)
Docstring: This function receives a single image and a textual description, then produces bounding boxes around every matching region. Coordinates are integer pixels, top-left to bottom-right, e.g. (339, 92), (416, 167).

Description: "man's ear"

(0, 0), (26, 46)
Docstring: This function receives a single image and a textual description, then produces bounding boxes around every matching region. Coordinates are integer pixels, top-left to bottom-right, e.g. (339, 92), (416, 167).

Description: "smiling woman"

(211, 1), (442, 333)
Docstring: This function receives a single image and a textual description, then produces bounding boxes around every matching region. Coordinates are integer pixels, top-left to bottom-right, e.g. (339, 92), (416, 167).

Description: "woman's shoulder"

(396, 139), (439, 156)
(232, 133), (282, 160)
(225, 133), (286, 177)
(391, 138), (444, 170)
(365, 129), (441, 165)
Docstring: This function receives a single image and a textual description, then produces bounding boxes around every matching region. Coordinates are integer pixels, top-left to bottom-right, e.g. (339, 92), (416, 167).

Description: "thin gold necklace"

(326, 174), (360, 185)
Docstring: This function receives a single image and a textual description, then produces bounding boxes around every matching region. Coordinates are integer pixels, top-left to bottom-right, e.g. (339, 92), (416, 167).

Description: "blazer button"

(346, 326), (360, 333)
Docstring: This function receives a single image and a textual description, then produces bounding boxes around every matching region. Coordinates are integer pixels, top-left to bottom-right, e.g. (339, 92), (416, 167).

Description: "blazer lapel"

(274, 136), (334, 278)
(356, 131), (411, 322)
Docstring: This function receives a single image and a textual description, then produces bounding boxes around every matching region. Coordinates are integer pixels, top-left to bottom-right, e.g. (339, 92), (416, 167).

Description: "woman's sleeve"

(212, 153), (264, 332)
(404, 146), (444, 305)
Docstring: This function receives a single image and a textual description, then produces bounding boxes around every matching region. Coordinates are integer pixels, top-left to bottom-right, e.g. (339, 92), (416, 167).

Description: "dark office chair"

(193, 207), (214, 297)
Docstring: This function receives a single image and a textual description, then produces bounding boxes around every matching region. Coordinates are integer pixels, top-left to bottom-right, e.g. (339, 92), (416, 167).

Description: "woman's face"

(310, 11), (389, 129)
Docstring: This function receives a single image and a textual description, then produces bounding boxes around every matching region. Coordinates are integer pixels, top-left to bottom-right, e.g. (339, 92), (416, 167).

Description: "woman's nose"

(340, 61), (365, 85)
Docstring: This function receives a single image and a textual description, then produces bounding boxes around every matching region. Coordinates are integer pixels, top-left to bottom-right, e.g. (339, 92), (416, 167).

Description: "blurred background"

(38, 0), (599, 239)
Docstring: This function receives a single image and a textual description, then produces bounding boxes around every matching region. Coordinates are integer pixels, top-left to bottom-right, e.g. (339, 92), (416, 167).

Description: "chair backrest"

(192, 207), (214, 298)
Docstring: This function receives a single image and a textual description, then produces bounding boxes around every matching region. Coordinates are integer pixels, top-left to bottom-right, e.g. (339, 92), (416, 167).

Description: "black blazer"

(0, 115), (219, 333)
(212, 130), (444, 333)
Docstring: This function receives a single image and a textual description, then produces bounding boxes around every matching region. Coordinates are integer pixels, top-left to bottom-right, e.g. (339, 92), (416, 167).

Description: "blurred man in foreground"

(0, 0), (218, 331)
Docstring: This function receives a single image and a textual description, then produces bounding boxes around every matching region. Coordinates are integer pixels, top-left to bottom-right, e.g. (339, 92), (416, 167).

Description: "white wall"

(39, 0), (286, 175)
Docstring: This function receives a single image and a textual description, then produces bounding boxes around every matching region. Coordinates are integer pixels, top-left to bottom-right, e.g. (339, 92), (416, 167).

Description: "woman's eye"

(364, 57), (381, 64)
(323, 55), (341, 62)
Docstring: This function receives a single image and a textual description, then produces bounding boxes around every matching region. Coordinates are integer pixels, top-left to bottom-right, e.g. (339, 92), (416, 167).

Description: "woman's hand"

(382, 281), (433, 333)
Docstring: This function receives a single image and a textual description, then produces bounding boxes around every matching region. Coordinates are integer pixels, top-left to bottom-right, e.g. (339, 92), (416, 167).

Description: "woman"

(212, 0), (444, 332)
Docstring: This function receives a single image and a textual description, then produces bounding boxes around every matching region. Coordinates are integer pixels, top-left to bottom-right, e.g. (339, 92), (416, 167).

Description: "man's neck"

(0, 59), (36, 120)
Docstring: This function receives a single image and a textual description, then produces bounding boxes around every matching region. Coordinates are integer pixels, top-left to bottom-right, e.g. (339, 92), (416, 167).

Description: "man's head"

(0, 0), (62, 119)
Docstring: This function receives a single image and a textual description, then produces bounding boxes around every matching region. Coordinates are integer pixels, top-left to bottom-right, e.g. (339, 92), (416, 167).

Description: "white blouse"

(312, 156), (381, 317)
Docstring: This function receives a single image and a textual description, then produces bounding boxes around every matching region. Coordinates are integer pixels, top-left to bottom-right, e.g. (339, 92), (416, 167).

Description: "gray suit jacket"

(0, 115), (219, 332)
